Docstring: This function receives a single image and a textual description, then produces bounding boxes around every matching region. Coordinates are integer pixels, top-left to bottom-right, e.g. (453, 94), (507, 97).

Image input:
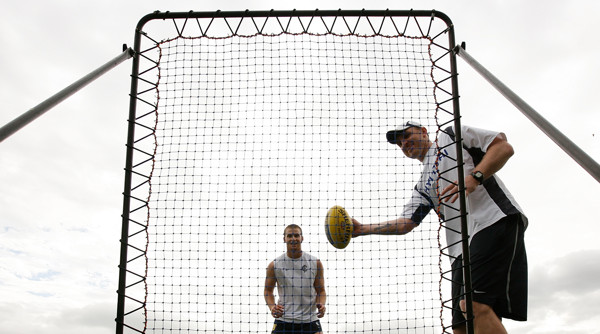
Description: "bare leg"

(460, 300), (507, 334)
(453, 324), (466, 334)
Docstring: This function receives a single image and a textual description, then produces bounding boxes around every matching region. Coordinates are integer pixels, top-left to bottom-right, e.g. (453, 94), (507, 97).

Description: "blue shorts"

(271, 320), (322, 333)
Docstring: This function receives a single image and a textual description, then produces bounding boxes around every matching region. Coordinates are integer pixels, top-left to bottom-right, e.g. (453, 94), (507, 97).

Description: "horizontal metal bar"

(455, 44), (600, 183)
(137, 9), (453, 30)
(0, 47), (134, 143)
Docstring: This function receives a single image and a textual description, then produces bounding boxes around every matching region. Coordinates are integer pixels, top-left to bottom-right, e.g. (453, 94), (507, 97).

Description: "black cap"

(386, 121), (423, 144)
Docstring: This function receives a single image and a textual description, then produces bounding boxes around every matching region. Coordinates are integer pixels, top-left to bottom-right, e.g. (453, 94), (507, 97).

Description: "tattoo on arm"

(373, 223), (394, 234)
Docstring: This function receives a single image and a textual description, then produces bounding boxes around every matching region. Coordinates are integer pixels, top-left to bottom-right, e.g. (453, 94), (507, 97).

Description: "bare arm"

(442, 133), (514, 203)
(471, 133), (514, 178)
(264, 261), (284, 318)
(352, 217), (418, 237)
(314, 259), (327, 318)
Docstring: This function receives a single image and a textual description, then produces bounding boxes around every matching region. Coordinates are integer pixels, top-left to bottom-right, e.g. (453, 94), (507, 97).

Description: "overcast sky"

(1, 1), (599, 334)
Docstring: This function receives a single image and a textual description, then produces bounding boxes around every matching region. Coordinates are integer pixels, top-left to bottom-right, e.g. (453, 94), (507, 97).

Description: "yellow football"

(325, 205), (353, 249)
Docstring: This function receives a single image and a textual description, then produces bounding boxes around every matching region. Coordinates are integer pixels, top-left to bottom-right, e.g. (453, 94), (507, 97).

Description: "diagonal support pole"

(455, 43), (600, 183)
(0, 46), (134, 143)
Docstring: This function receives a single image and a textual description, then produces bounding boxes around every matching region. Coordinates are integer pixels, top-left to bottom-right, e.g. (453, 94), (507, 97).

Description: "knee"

(452, 325), (466, 334)
(472, 301), (495, 316)
(459, 300), (495, 318)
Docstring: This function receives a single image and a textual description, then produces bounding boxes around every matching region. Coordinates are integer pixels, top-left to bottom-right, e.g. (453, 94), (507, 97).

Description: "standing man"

(264, 224), (327, 333)
(352, 121), (528, 334)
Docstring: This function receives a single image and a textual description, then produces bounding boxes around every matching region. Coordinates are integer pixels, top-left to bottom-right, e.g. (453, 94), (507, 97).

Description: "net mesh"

(120, 11), (459, 333)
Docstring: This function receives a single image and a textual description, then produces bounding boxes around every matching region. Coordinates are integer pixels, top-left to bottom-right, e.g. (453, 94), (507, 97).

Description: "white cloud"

(0, 301), (115, 334)
(1, 1), (600, 333)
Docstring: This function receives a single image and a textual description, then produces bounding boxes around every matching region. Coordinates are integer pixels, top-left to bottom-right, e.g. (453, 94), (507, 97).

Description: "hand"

(316, 303), (326, 318)
(440, 175), (479, 203)
(351, 218), (362, 237)
(270, 305), (284, 318)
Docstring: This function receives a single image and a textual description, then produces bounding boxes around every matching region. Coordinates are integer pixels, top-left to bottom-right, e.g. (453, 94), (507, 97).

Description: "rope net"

(120, 11), (459, 333)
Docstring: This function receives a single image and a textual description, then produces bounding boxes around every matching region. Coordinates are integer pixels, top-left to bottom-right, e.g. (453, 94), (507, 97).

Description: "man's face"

(283, 227), (303, 251)
(396, 127), (430, 161)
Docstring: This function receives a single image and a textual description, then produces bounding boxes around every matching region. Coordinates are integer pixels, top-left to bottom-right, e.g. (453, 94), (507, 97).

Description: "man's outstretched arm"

(352, 217), (418, 237)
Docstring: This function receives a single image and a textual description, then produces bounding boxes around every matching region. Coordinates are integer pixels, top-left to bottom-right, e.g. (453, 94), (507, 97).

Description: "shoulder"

(302, 252), (321, 267)
(273, 253), (286, 264)
(462, 124), (499, 135)
(266, 260), (275, 273)
(462, 124), (501, 140)
(456, 125), (503, 151)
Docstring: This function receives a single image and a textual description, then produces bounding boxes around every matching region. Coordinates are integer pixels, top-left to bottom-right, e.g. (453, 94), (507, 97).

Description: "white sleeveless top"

(273, 251), (318, 322)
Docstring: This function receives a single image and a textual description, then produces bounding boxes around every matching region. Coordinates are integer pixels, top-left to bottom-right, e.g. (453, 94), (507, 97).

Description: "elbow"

(491, 134), (514, 158)
(406, 221), (418, 234)
(504, 142), (514, 158)
(398, 219), (418, 235)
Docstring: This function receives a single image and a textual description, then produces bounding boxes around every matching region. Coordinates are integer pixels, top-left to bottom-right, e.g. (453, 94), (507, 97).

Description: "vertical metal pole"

(455, 44), (600, 183)
(0, 47), (133, 143)
(115, 32), (143, 334)
(449, 42), (476, 334)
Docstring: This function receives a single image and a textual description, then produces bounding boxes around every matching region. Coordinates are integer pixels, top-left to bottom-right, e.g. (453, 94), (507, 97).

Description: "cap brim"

(386, 130), (404, 144)
(387, 122), (423, 144)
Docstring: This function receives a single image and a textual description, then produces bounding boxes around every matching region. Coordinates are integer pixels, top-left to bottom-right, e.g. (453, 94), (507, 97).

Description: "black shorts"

(271, 320), (322, 333)
(451, 214), (528, 327)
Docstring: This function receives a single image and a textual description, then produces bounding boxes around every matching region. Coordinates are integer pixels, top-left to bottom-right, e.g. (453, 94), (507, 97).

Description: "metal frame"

(116, 9), (473, 334)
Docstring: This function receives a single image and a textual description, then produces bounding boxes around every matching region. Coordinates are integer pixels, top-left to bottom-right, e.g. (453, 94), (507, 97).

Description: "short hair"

(283, 224), (302, 235)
